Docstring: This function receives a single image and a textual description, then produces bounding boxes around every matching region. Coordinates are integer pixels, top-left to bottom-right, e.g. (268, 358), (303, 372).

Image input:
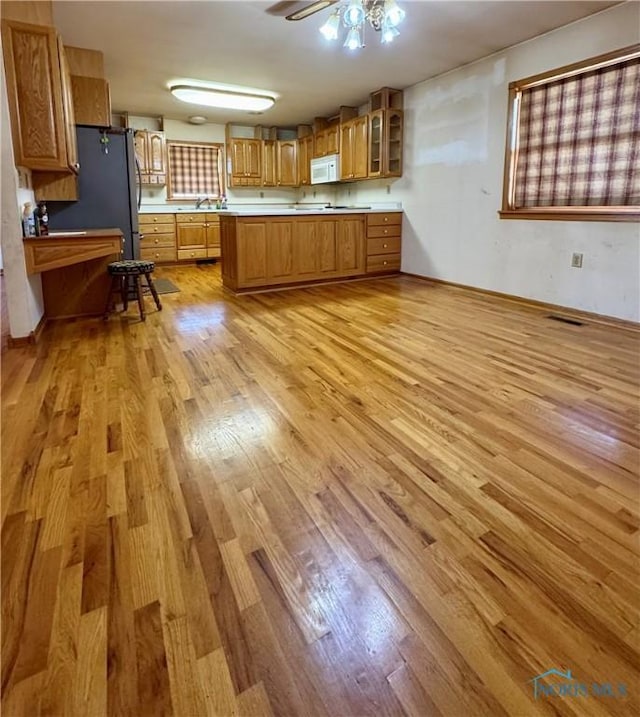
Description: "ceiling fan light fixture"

(384, 0), (405, 27)
(170, 84), (276, 112)
(380, 19), (399, 43)
(343, 25), (363, 50)
(319, 9), (340, 40)
(344, 0), (366, 27)
(317, 0), (405, 51)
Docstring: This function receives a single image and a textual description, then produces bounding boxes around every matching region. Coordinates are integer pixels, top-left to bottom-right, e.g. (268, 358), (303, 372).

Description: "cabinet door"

(262, 140), (276, 187)
(266, 220), (295, 280)
(339, 123), (353, 180)
(229, 139), (246, 177)
(176, 223), (206, 250)
(384, 109), (403, 177)
(245, 140), (262, 178)
(337, 216), (365, 274)
(277, 140), (298, 187)
(237, 221), (268, 284)
(134, 131), (149, 174)
(2, 21), (68, 170)
(295, 221), (319, 277)
(298, 136), (312, 186)
(206, 218), (220, 258)
(314, 130), (326, 158)
(368, 110), (383, 178)
(317, 219), (339, 274)
(352, 116), (368, 179)
(147, 131), (166, 174)
(326, 125), (339, 155)
(57, 38), (78, 172)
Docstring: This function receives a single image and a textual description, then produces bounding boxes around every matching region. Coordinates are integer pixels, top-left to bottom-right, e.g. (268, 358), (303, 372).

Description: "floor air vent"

(547, 315), (584, 326)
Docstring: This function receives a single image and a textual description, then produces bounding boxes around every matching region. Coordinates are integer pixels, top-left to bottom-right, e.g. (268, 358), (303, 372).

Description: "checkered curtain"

(514, 58), (640, 207)
(168, 144), (221, 197)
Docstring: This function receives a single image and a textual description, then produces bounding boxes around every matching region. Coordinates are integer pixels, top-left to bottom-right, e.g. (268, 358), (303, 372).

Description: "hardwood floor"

(2, 264), (639, 716)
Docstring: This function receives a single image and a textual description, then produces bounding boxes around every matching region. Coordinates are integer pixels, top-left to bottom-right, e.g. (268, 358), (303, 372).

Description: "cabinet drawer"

(367, 253), (401, 273)
(367, 225), (401, 239)
(141, 223), (175, 236)
(204, 214), (221, 224)
(367, 213), (402, 227)
(176, 213), (206, 224)
(207, 247), (221, 259)
(140, 233), (175, 248)
(178, 248), (207, 261)
(140, 247), (176, 263)
(367, 236), (401, 255)
(139, 213), (176, 225)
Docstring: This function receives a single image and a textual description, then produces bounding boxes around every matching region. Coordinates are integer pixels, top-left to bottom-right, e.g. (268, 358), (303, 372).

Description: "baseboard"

(7, 313), (47, 348)
(400, 273), (640, 332)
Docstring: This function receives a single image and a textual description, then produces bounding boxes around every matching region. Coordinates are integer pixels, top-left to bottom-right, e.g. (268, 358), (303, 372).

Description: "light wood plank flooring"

(2, 264), (639, 716)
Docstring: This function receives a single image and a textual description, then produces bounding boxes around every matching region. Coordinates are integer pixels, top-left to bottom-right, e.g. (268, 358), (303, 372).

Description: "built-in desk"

(24, 229), (123, 318)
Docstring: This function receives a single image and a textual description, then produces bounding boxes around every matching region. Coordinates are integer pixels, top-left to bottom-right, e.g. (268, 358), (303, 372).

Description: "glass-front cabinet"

(368, 109), (403, 179)
(369, 110), (383, 178)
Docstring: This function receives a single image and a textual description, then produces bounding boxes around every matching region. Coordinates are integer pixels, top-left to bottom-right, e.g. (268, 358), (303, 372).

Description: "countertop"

(138, 204), (402, 216)
(23, 228), (124, 241)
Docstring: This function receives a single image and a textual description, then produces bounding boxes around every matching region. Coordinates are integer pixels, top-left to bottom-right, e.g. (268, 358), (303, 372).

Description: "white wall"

(340, 3), (640, 322)
(0, 36), (44, 339)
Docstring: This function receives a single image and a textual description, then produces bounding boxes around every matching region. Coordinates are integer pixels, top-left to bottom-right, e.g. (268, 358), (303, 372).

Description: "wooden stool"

(103, 260), (162, 321)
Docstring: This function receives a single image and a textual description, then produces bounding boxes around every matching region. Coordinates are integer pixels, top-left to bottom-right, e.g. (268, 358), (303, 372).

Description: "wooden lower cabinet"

(175, 212), (220, 261)
(366, 212), (402, 274)
(139, 212), (177, 262)
(222, 214), (367, 292)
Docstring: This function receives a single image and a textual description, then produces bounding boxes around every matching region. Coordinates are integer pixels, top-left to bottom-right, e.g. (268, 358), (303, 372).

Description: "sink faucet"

(195, 196), (211, 209)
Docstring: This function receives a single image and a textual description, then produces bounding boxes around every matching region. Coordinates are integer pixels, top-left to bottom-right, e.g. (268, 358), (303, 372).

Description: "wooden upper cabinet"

(325, 125), (339, 155)
(70, 75), (110, 126)
(276, 140), (298, 187)
(262, 140), (276, 187)
(1, 20), (77, 172)
(340, 115), (368, 181)
(313, 125), (339, 158)
(135, 130), (166, 184)
(134, 132), (148, 174)
(228, 138), (262, 186)
(147, 132), (165, 173)
(57, 38), (78, 172)
(298, 135), (313, 186)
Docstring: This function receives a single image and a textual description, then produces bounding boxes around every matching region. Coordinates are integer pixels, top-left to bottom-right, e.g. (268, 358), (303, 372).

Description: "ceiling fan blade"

(284, 1), (339, 21)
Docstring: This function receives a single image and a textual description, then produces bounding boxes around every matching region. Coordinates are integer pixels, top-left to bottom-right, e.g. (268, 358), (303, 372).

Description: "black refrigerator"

(47, 126), (140, 259)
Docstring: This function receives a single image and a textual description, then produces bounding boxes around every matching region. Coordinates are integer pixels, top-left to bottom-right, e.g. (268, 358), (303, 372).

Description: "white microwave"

(311, 154), (340, 184)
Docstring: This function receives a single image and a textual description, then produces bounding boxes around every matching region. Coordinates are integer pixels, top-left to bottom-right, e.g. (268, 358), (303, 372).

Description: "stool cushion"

(108, 260), (155, 275)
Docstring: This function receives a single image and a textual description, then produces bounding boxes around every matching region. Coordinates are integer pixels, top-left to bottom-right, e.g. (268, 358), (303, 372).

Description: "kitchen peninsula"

(24, 229), (123, 318)
(219, 208), (402, 293)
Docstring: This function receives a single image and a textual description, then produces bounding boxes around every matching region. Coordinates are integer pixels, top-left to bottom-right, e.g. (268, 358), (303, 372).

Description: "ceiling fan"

(280, 1), (406, 49)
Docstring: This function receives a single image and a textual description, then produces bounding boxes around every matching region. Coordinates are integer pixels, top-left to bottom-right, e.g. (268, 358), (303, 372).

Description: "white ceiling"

(52, 0), (619, 127)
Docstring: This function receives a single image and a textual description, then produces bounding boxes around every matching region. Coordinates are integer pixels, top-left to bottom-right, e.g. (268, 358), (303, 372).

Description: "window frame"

(166, 140), (226, 201)
(499, 44), (640, 222)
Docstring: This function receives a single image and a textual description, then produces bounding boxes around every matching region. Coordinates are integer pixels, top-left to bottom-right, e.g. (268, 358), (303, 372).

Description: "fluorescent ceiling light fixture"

(170, 84), (276, 112)
(286, 0), (337, 21)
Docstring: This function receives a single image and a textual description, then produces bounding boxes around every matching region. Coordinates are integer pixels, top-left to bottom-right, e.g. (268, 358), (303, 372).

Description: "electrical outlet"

(386, 184), (391, 195)
(260, 191), (264, 199)
(571, 252), (583, 268)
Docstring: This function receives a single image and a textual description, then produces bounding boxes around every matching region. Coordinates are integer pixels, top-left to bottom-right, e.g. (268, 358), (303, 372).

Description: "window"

(166, 141), (224, 200)
(500, 45), (640, 221)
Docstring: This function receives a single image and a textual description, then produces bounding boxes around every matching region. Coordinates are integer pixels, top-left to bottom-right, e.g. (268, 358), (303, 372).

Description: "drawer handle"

(153, 218), (158, 223)
(383, 243), (387, 248)
(155, 253), (160, 258)
(154, 227), (159, 232)
(154, 238), (159, 244)
(383, 261), (388, 265)
(383, 229), (388, 234)
(384, 217), (389, 222)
